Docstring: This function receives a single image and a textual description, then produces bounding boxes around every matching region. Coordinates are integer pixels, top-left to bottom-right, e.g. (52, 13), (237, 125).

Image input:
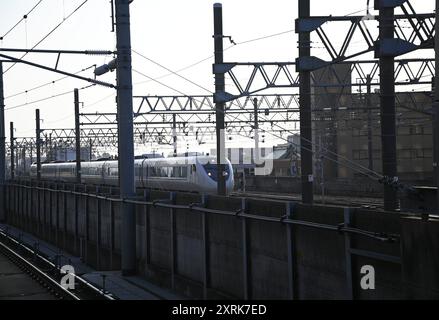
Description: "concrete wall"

(245, 176), (384, 197)
(4, 181), (439, 300)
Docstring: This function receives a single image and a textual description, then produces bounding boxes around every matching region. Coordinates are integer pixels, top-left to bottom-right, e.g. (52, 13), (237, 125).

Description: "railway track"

(0, 228), (116, 300)
(232, 191), (384, 210)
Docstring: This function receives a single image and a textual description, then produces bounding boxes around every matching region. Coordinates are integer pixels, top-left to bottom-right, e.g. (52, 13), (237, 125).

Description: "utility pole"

(36, 109), (41, 180)
(89, 138), (92, 161)
(21, 147), (26, 176)
(435, 0), (439, 213)
(172, 113), (177, 157)
(49, 133), (52, 161)
(377, 3), (398, 211)
(0, 62), (5, 221)
(74, 88), (81, 183)
(115, 0), (136, 275)
(253, 98), (259, 164)
(366, 74), (373, 172)
(213, 3), (227, 196)
(298, 0), (313, 204)
(10, 122), (14, 180)
(319, 134), (325, 204)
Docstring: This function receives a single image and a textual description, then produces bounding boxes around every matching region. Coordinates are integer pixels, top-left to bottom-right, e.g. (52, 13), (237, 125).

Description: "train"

(29, 155), (234, 194)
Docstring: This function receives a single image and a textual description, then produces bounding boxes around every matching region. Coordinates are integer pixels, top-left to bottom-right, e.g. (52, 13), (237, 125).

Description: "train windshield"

(203, 161), (230, 181)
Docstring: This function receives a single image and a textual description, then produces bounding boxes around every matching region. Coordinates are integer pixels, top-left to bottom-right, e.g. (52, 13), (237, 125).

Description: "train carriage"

(30, 156), (234, 194)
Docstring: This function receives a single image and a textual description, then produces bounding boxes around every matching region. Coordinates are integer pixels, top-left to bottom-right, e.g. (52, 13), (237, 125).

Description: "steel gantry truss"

(211, 1), (436, 208)
(213, 59), (434, 103)
(4, 1), (436, 212)
(295, 6), (434, 64)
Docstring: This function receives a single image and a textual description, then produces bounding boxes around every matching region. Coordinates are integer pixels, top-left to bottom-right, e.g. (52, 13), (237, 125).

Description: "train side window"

(181, 167), (187, 178)
(191, 164), (196, 173)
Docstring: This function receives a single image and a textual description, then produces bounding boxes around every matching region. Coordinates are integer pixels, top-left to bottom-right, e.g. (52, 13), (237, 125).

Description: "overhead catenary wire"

(132, 50), (213, 94)
(130, 44), (431, 183)
(5, 83), (95, 111)
(132, 26), (300, 87)
(41, 92), (117, 128)
(5, 64), (96, 100)
(132, 69), (191, 97)
(0, 0), (44, 41)
(130, 53), (387, 182)
(3, 0), (89, 74)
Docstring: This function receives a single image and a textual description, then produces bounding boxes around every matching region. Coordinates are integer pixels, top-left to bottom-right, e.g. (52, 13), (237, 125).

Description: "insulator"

(93, 79), (116, 89)
(85, 50), (113, 55)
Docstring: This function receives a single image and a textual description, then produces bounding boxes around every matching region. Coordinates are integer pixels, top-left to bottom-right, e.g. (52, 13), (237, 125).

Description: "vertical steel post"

(378, 3), (398, 211)
(84, 194), (89, 263)
(0, 62), (5, 221)
(201, 194), (209, 299)
(343, 207), (354, 299)
(74, 185), (79, 254)
(169, 192), (176, 290)
(48, 133), (52, 161)
(241, 198), (251, 300)
(74, 88), (81, 183)
(285, 202), (296, 299)
(434, 0), (439, 213)
(89, 138), (92, 161)
(172, 113), (177, 157)
(55, 184), (59, 246)
(37, 182), (41, 235)
(143, 189), (150, 270)
(36, 109), (41, 181)
(298, 0), (313, 204)
(15, 146), (19, 177)
(366, 75), (373, 171)
(253, 98), (259, 163)
(10, 122), (14, 180)
(21, 147), (26, 176)
(63, 184), (67, 248)
(96, 186), (101, 270)
(110, 198), (115, 270)
(115, 0), (136, 275)
(213, 3), (226, 196)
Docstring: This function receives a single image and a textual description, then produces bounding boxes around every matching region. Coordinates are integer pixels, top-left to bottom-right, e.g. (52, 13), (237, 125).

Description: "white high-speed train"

(29, 156), (234, 194)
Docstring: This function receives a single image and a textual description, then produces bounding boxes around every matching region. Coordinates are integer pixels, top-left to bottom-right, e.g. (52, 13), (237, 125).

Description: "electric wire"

(3, 0), (89, 74)
(5, 84), (95, 111)
(0, 0), (44, 41)
(5, 64), (95, 100)
(132, 50), (213, 94)
(131, 57), (387, 181)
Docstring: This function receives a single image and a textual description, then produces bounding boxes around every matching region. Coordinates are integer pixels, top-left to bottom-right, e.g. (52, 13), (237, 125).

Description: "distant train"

(29, 156), (234, 194)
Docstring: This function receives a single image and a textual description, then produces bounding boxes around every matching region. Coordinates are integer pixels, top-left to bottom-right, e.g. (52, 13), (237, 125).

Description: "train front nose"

(202, 160), (234, 194)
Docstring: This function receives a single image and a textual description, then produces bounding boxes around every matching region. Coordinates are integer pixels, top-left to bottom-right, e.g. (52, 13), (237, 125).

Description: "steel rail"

(0, 236), (80, 300)
(0, 228), (116, 300)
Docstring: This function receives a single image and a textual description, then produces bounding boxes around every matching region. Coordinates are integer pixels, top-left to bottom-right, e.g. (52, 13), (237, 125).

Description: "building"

(313, 64), (433, 183)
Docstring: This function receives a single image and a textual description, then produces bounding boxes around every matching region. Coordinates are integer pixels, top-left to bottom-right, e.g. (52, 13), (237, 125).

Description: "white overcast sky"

(0, 0), (434, 155)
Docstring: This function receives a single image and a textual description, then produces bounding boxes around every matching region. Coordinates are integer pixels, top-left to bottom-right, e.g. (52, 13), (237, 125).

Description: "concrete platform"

(0, 223), (186, 300)
(82, 271), (185, 300)
(0, 251), (56, 300)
